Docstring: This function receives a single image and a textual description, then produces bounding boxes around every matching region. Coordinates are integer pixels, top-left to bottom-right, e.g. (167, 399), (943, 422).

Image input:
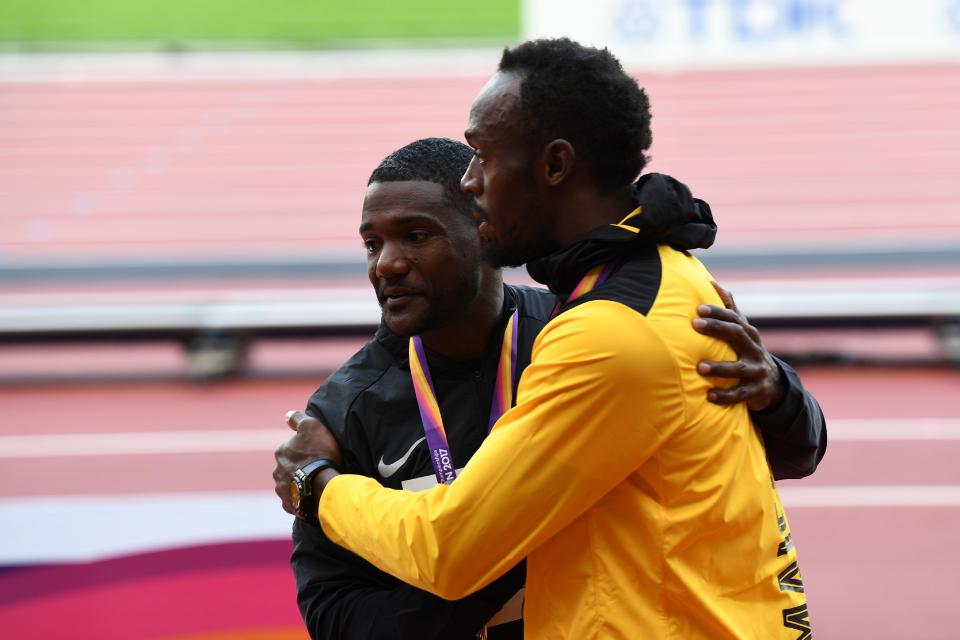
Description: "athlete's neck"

(419, 277), (505, 361)
(552, 184), (638, 249)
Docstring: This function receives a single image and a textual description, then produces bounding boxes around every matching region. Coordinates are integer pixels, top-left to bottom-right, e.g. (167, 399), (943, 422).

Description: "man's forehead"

(466, 72), (522, 138)
(360, 180), (453, 225)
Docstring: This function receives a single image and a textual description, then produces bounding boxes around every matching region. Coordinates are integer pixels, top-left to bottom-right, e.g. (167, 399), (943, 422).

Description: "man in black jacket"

(273, 137), (826, 639)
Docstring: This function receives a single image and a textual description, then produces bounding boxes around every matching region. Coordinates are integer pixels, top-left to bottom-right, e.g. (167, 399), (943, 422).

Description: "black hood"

(526, 173), (716, 295)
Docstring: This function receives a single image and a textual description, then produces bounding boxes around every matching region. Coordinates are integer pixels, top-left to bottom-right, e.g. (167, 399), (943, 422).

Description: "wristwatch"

(290, 458), (338, 519)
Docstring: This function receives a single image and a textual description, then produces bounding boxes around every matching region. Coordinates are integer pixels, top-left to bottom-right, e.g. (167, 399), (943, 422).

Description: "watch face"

(290, 481), (302, 511)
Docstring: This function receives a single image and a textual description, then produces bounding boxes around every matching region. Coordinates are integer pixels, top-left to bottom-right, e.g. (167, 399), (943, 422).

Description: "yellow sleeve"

(318, 300), (685, 599)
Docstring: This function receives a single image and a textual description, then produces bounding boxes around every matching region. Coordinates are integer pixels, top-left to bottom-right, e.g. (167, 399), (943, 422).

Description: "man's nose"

(460, 156), (482, 196)
(375, 242), (410, 279)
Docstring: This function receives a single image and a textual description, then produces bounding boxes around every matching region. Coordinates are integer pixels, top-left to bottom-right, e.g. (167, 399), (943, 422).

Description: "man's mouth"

(380, 288), (422, 305)
(477, 220), (493, 239)
(472, 203), (488, 227)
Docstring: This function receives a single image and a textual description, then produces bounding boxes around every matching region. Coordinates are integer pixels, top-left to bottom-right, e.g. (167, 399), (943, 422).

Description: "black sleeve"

(750, 357), (828, 480)
(292, 513), (525, 640)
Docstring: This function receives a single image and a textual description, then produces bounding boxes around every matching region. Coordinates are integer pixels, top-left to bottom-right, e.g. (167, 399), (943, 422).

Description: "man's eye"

(408, 230), (429, 243)
(363, 239), (380, 254)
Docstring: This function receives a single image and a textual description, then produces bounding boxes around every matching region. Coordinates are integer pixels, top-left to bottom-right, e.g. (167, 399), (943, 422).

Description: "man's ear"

(539, 139), (576, 187)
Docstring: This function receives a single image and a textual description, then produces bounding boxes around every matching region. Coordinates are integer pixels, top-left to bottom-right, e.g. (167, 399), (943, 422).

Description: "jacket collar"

(526, 173), (716, 296)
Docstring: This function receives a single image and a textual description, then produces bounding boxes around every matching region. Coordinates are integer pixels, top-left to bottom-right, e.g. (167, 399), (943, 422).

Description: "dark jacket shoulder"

(509, 284), (555, 324)
(305, 330), (398, 441)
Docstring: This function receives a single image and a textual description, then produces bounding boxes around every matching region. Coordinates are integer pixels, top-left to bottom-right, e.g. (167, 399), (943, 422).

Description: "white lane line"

(0, 485), (957, 564)
(0, 430), (284, 457)
(2, 419), (958, 458)
(0, 50), (502, 84)
(825, 418), (960, 441)
(779, 485), (960, 507)
(0, 491), (292, 565)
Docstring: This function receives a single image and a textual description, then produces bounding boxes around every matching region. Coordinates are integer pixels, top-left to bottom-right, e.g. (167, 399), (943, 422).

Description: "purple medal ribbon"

(409, 309), (519, 484)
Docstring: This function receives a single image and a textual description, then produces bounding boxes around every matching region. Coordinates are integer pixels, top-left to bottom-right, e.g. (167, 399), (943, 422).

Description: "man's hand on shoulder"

(692, 282), (786, 412)
(274, 410), (343, 516)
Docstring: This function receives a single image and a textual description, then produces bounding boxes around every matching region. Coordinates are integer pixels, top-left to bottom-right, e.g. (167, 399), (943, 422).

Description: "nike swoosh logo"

(377, 436), (426, 479)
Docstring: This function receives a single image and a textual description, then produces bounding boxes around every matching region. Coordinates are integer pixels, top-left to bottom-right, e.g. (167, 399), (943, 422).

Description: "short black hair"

(499, 38), (652, 189)
(368, 137), (475, 217)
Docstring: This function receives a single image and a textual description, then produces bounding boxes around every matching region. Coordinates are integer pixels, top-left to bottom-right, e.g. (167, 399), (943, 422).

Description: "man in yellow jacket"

(295, 39), (812, 639)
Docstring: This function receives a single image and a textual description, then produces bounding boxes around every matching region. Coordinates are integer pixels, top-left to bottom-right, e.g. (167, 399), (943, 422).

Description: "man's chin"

(382, 311), (429, 338)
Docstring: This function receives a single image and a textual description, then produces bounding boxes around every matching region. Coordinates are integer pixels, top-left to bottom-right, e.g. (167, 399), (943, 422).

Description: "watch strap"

(299, 457), (339, 483)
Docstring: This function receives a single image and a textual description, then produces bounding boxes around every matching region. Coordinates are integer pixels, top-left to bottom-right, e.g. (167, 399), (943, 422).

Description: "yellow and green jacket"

(319, 180), (810, 639)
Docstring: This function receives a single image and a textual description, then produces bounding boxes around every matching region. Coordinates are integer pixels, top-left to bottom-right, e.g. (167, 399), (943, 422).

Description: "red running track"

(0, 365), (958, 638)
(2, 64), (959, 264)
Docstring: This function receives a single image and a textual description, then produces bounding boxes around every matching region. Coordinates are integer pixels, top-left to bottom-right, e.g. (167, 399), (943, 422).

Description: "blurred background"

(1, 1), (958, 638)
